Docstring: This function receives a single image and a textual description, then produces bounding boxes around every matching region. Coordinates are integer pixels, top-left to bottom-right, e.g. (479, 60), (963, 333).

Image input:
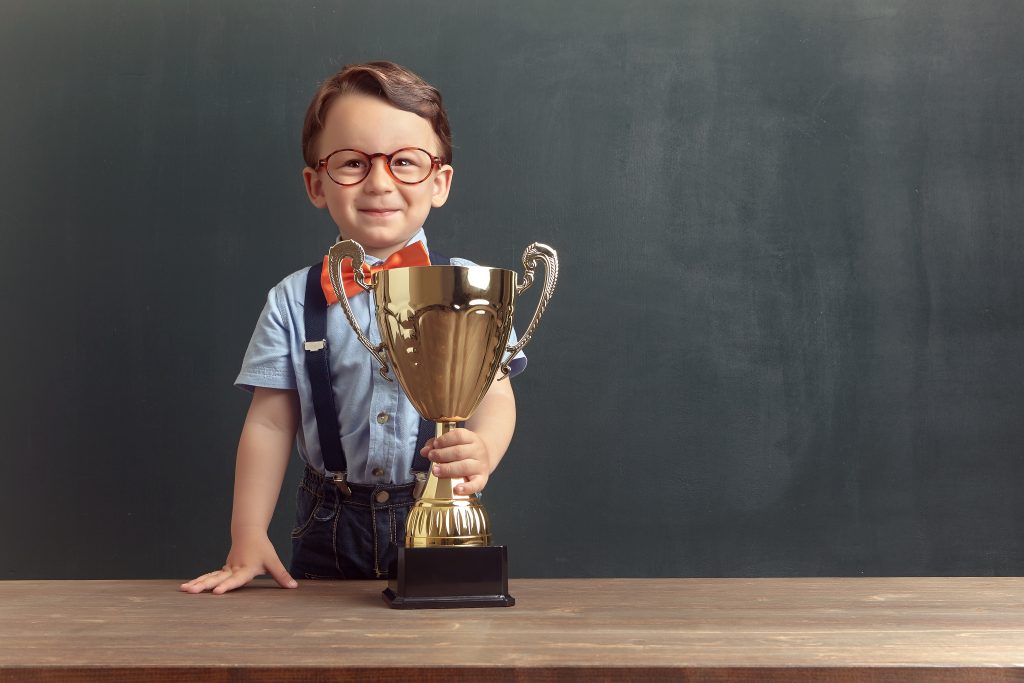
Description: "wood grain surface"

(1, 578), (1023, 682)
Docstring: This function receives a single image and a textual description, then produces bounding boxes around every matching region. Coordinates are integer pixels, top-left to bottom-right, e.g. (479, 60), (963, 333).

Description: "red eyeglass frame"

(315, 147), (443, 186)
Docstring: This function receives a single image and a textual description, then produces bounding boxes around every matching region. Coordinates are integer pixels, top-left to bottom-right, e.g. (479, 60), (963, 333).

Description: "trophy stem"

(405, 421), (492, 547)
(419, 422), (467, 501)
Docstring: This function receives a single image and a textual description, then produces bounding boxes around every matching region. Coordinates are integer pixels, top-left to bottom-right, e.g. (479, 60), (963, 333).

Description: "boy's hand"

(179, 528), (297, 594)
(420, 427), (494, 495)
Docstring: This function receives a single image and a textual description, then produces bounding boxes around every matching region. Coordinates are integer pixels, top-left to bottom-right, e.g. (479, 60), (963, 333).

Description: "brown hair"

(301, 61), (453, 168)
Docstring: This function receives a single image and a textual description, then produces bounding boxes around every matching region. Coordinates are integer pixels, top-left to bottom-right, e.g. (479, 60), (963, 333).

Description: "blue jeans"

(290, 466), (417, 580)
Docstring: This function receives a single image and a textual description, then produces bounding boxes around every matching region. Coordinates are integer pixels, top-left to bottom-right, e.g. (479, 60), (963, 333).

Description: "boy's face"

(302, 93), (453, 260)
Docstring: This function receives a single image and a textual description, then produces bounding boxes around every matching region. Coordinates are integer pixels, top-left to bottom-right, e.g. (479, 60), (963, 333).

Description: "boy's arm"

(180, 387), (300, 594)
(421, 377), (516, 495)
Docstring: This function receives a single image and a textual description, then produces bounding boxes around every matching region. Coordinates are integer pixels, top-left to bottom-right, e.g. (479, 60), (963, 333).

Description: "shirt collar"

(362, 227), (428, 265)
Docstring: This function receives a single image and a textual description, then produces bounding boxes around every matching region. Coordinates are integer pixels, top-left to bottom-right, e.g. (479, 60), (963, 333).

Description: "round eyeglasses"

(315, 147), (442, 186)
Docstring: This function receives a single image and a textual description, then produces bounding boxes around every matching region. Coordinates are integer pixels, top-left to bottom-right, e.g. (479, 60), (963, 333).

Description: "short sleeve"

(234, 285), (298, 393)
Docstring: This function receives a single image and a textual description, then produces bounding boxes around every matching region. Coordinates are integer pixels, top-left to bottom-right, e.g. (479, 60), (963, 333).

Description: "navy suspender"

(303, 250), (451, 490)
(302, 266), (346, 478)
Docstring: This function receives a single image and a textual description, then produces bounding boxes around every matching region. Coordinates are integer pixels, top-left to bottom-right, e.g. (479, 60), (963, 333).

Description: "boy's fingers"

(454, 474), (487, 496)
(181, 569), (222, 586)
(423, 428), (471, 454)
(427, 444), (474, 463)
(267, 559), (299, 589)
(432, 458), (485, 479)
(211, 567), (257, 595)
(432, 429), (474, 448)
(179, 569), (229, 593)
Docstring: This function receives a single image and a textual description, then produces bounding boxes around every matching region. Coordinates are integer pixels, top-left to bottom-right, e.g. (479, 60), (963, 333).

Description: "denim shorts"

(290, 465), (417, 580)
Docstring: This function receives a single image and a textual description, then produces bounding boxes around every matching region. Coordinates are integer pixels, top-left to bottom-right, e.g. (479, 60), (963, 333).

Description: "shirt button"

(376, 412), (390, 424)
(375, 490), (390, 504)
(372, 467), (385, 477)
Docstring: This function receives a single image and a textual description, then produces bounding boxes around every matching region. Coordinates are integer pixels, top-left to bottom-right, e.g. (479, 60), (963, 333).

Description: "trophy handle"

(326, 239), (393, 381)
(499, 242), (559, 379)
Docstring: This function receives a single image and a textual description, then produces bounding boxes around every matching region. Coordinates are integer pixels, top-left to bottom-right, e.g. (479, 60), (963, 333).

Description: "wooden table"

(1, 578), (1022, 681)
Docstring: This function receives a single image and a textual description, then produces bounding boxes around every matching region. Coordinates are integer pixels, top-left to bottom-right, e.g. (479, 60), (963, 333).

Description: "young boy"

(181, 62), (523, 594)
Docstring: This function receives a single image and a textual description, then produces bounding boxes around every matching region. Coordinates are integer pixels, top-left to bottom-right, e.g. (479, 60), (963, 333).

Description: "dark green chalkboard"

(2, 0), (1022, 580)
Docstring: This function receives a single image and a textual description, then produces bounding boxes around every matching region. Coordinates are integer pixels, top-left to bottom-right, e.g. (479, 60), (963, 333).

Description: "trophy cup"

(327, 239), (558, 609)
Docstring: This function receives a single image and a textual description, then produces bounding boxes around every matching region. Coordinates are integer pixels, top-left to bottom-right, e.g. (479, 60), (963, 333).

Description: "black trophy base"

(382, 545), (515, 609)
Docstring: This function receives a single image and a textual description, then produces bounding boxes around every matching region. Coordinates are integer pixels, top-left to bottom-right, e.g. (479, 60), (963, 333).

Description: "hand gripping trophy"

(328, 239), (558, 608)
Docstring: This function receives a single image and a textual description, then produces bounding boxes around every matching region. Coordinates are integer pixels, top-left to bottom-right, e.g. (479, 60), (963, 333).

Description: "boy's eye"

(390, 155), (421, 168)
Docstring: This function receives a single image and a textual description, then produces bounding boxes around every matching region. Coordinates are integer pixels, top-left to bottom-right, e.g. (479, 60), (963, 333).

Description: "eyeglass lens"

(325, 148), (434, 185)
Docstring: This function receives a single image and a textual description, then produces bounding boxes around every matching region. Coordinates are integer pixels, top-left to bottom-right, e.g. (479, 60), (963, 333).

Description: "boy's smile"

(302, 93), (453, 260)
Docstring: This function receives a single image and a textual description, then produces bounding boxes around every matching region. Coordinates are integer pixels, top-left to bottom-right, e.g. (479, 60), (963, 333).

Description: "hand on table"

(179, 528), (297, 594)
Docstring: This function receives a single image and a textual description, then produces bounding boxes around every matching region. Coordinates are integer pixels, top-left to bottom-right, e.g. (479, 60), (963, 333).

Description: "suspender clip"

(304, 340), (326, 352)
(332, 472), (352, 497)
(412, 471), (428, 500)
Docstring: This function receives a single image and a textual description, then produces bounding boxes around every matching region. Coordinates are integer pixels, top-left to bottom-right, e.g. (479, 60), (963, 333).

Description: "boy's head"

(301, 62), (454, 260)
(302, 61), (452, 168)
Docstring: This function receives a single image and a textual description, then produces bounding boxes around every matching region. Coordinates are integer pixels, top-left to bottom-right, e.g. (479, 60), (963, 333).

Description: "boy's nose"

(363, 158), (395, 193)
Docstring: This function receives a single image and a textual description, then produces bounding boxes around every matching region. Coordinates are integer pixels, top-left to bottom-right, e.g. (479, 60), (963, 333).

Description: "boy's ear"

(430, 164), (454, 208)
(302, 166), (328, 209)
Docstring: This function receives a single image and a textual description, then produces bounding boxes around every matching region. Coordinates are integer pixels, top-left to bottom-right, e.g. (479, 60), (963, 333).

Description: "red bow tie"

(320, 241), (431, 304)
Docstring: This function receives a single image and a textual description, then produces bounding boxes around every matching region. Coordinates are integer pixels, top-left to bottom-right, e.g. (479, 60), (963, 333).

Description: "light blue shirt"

(235, 228), (527, 484)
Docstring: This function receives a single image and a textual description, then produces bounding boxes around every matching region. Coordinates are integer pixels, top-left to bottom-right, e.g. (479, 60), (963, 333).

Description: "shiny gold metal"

(326, 239), (559, 548)
(327, 240), (393, 381)
(374, 263), (516, 422)
(406, 422), (493, 547)
(501, 243), (559, 379)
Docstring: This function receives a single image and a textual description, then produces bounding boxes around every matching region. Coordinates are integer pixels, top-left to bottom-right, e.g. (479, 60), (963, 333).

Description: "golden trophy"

(327, 239), (558, 608)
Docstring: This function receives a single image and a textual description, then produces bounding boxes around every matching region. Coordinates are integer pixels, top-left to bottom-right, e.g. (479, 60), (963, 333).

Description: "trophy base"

(382, 546), (515, 609)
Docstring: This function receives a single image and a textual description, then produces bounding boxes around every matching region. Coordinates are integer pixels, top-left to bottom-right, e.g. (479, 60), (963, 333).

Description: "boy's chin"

(339, 227), (419, 247)
(337, 231), (420, 258)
